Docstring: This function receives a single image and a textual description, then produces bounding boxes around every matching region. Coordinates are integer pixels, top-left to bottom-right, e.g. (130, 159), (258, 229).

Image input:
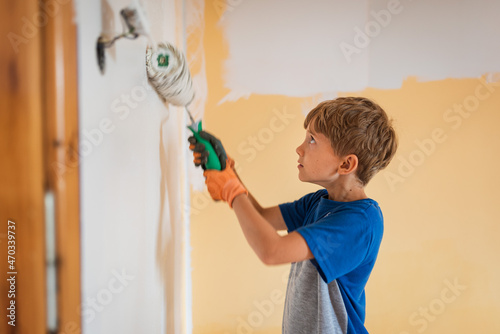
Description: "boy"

(189, 97), (398, 333)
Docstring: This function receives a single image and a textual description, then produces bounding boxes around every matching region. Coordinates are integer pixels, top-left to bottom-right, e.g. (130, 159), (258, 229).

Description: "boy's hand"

(204, 161), (248, 208)
(188, 131), (227, 170)
(188, 130), (244, 207)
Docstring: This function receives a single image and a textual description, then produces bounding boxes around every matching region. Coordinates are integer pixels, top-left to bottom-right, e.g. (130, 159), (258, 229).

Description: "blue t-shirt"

(279, 189), (384, 334)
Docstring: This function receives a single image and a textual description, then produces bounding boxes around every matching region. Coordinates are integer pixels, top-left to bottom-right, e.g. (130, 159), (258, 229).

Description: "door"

(0, 1), (81, 333)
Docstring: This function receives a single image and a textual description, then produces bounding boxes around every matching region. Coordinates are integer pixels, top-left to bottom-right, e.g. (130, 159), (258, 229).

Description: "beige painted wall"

(190, 3), (500, 334)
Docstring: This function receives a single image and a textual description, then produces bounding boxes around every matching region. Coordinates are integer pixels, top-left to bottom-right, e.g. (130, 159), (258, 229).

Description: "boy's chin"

(298, 173), (313, 184)
(298, 170), (314, 183)
(298, 174), (326, 188)
(298, 171), (323, 185)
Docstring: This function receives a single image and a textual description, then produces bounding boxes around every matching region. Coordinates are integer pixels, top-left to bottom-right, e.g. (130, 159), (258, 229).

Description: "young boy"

(189, 97), (398, 333)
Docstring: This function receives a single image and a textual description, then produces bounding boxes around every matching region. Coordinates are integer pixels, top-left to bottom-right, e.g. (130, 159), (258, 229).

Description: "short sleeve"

(296, 210), (376, 284)
(279, 189), (327, 232)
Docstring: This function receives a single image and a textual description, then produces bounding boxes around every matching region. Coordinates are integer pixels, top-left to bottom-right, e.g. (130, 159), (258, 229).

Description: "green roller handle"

(188, 121), (222, 171)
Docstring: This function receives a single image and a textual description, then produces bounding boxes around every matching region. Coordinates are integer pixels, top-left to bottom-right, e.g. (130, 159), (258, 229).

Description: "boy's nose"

(296, 144), (304, 157)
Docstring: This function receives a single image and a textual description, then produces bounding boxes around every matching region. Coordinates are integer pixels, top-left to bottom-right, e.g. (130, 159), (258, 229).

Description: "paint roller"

(97, 2), (222, 171)
(145, 43), (223, 171)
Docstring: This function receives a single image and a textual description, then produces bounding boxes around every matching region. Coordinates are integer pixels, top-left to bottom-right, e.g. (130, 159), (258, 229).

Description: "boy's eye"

(309, 136), (316, 144)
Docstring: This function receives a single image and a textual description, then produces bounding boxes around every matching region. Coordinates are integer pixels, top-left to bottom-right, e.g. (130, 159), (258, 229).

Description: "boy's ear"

(339, 154), (359, 175)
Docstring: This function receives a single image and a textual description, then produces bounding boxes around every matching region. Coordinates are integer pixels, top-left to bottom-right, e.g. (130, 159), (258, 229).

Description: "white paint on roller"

(218, 0), (500, 101)
(146, 42), (195, 106)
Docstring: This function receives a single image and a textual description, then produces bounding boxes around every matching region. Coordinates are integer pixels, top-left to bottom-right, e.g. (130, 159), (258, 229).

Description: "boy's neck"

(324, 177), (367, 202)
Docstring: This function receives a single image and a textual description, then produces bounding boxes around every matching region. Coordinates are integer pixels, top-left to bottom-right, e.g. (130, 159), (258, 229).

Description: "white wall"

(75, 0), (191, 332)
(219, 0), (500, 103)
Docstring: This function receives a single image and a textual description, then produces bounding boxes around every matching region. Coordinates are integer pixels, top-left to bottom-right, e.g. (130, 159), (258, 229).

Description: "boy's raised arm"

(235, 171), (287, 231)
(203, 166), (313, 265)
(231, 194), (313, 265)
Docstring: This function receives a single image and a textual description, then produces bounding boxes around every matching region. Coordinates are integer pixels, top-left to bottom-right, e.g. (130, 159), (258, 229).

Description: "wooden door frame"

(0, 1), (81, 333)
(42, 0), (82, 332)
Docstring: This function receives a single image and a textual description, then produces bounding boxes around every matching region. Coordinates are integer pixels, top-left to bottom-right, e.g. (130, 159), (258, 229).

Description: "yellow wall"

(190, 3), (500, 334)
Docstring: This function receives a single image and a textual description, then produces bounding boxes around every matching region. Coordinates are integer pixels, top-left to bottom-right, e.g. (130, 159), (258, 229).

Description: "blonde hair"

(304, 97), (398, 185)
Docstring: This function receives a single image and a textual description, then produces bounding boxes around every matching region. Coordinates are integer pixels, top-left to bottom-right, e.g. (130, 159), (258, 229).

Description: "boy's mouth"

(297, 161), (303, 168)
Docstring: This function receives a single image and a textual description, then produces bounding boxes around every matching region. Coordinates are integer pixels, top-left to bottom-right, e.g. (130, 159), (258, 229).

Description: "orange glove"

(204, 160), (247, 208)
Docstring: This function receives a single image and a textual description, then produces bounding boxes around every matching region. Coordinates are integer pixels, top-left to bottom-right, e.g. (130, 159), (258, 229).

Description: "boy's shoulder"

(284, 189), (381, 219)
(280, 189), (382, 233)
(317, 196), (381, 225)
(301, 189), (380, 215)
(302, 188), (328, 203)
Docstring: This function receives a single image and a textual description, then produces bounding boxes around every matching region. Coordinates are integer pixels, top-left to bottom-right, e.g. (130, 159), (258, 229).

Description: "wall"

(190, 1), (500, 333)
(76, 0), (191, 333)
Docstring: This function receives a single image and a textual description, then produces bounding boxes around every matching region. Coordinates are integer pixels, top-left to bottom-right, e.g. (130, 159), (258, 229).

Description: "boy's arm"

(189, 131), (300, 261)
(203, 163), (313, 265)
(231, 160), (287, 231)
(232, 193), (313, 265)
(240, 185), (287, 231)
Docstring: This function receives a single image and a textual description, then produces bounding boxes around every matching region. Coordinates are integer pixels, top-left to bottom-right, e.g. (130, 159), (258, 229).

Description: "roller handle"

(188, 122), (222, 171)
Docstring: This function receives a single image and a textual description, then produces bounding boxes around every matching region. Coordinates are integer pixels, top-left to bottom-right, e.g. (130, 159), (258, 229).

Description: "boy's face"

(296, 126), (343, 186)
